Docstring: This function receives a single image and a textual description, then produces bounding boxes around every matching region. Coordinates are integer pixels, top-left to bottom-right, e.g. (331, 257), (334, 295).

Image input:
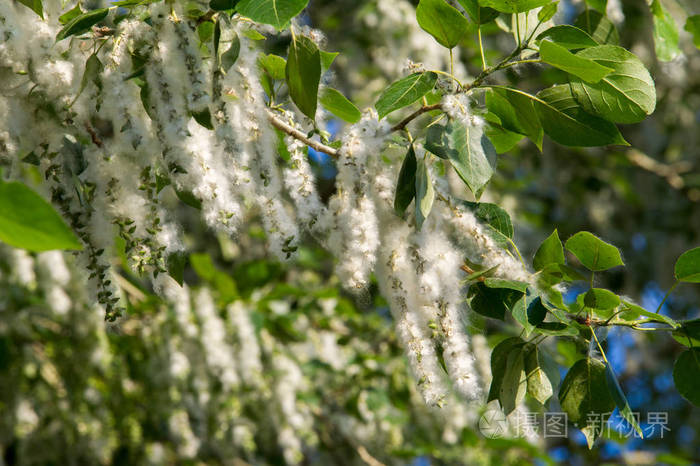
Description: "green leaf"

(416, 0), (469, 49)
(415, 157), (434, 229)
(75, 53), (103, 102)
(583, 288), (620, 318)
(558, 358), (616, 448)
(209, 0), (238, 11)
(166, 251), (187, 286)
(460, 201), (513, 241)
(584, 0), (606, 13)
(618, 300), (678, 328)
(570, 45), (656, 124)
(537, 1), (558, 22)
(241, 29), (265, 40)
(423, 119), (496, 198)
(56, 8), (109, 41)
(485, 89), (543, 150)
(467, 282), (522, 320)
(192, 108), (214, 130)
(565, 231), (624, 271)
(650, 0), (680, 61)
(320, 50), (339, 70)
(674, 247), (700, 283)
(479, 0), (553, 14)
(457, 0), (499, 24)
(197, 21), (215, 43)
(484, 278), (528, 293)
(220, 33), (241, 71)
(488, 337), (527, 414)
(0, 181), (82, 252)
(375, 72), (438, 119)
(673, 349), (700, 407)
(286, 35), (321, 120)
(533, 229), (565, 271)
(258, 53), (287, 80)
(319, 87), (361, 123)
(236, 0), (309, 30)
(537, 263), (586, 287)
(17, 0), (43, 19)
(532, 85), (628, 147)
(534, 321), (578, 336)
(59, 4), (82, 24)
(574, 10), (619, 45)
(605, 362), (643, 437)
(536, 25), (598, 50)
(524, 344), (554, 404)
(539, 40), (613, 82)
(672, 319), (700, 347)
(685, 16), (700, 49)
(483, 120), (524, 154)
(512, 292), (548, 335)
(394, 145), (417, 216)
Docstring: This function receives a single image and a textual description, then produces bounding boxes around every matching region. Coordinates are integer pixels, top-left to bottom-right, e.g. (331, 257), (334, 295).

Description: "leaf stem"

(478, 27), (487, 71)
(267, 111), (339, 157)
(655, 281), (678, 314)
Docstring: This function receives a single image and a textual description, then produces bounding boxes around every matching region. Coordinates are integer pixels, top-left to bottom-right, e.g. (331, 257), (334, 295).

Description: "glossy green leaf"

(488, 337), (526, 414)
(539, 40), (613, 82)
(574, 10), (619, 45)
(513, 293), (548, 335)
(618, 300), (678, 328)
(532, 85), (628, 147)
(650, 0), (680, 61)
(605, 363), (643, 437)
(484, 278), (528, 293)
(524, 344), (554, 404)
(479, 0), (553, 14)
(416, 0), (469, 49)
(220, 33), (241, 71)
(415, 157), (434, 229)
(460, 200), (513, 241)
(286, 35), (321, 120)
(375, 72), (438, 119)
(394, 145), (417, 216)
(533, 229), (565, 271)
(319, 87), (361, 123)
(570, 45), (656, 124)
(192, 108), (214, 130)
(483, 119), (524, 154)
(236, 0), (309, 30)
(537, 1), (558, 22)
(166, 251), (187, 286)
(672, 319), (700, 347)
(559, 358), (615, 448)
(259, 54), (287, 80)
(685, 16), (700, 49)
(468, 282), (523, 320)
(423, 119), (497, 198)
(0, 181), (82, 252)
(674, 247), (700, 283)
(17, 0), (43, 19)
(536, 25), (598, 50)
(75, 53), (103, 102)
(565, 231), (624, 271)
(583, 288), (620, 318)
(320, 50), (339, 70)
(673, 349), (700, 407)
(457, 0), (499, 24)
(56, 8), (109, 41)
(59, 4), (82, 24)
(485, 89), (543, 150)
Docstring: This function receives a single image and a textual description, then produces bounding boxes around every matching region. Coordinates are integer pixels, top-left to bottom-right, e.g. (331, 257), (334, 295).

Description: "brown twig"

(390, 103), (442, 132)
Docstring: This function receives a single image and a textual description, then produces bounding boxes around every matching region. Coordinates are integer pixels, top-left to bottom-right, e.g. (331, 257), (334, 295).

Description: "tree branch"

(267, 111), (340, 158)
(390, 103), (442, 132)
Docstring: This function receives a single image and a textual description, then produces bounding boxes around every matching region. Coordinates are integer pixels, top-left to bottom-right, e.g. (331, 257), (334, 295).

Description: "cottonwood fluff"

(413, 219), (482, 401)
(328, 111), (387, 291)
